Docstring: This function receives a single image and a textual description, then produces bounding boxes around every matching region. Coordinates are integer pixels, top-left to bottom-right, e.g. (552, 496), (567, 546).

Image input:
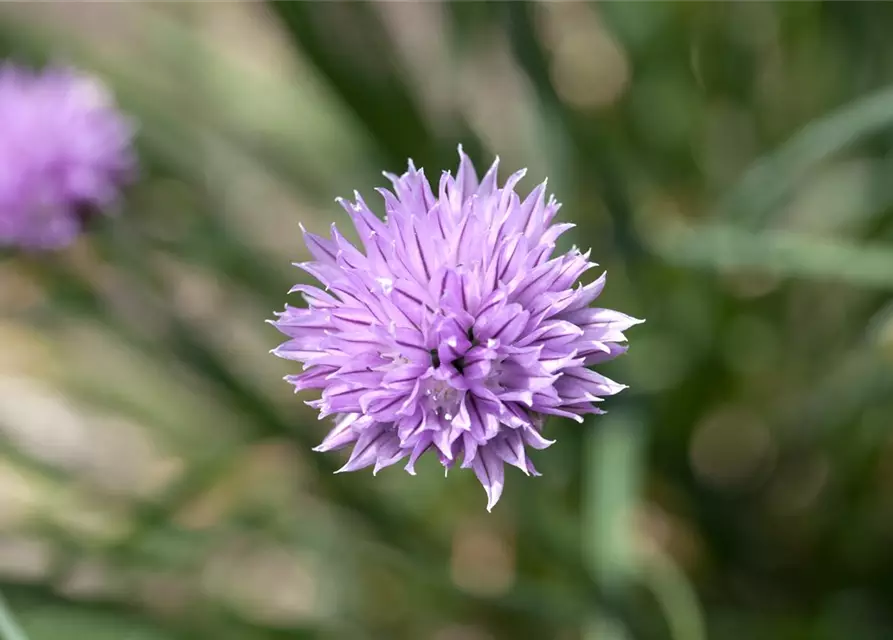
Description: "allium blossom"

(272, 148), (641, 509)
(0, 64), (135, 250)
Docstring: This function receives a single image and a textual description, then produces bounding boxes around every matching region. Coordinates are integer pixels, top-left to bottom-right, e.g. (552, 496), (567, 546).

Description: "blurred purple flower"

(0, 64), (135, 250)
(271, 148), (642, 510)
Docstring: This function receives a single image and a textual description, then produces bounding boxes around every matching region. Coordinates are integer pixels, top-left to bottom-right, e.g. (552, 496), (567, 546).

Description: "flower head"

(0, 64), (136, 250)
(272, 148), (641, 510)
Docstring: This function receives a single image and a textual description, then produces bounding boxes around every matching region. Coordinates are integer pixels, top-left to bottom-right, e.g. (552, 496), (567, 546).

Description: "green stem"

(0, 592), (28, 640)
(584, 411), (646, 640)
(639, 551), (707, 640)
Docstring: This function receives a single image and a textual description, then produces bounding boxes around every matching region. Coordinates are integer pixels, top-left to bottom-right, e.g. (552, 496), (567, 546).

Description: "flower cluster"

(272, 148), (641, 509)
(0, 64), (135, 250)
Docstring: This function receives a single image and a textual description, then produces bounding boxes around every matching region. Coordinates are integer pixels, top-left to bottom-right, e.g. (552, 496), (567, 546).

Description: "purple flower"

(272, 148), (642, 510)
(0, 64), (135, 250)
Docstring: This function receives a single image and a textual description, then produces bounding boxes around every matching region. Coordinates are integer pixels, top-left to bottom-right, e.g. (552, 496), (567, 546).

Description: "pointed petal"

(313, 413), (362, 452)
(336, 428), (393, 473)
(404, 433), (433, 475)
(473, 448), (505, 512)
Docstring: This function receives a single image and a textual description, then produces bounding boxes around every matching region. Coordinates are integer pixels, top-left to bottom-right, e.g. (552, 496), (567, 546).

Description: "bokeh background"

(2, 2), (893, 639)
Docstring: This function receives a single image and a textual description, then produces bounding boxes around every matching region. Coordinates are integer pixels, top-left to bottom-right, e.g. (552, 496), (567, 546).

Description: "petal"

(313, 413), (362, 452)
(359, 389), (409, 421)
(563, 272), (607, 313)
(330, 367), (385, 387)
(499, 389), (534, 407)
(451, 393), (471, 431)
(582, 343), (629, 365)
(271, 342), (323, 363)
(491, 431), (529, 473)
(518, 320), (583, 349)
(498, 361), (559, 393)
(455, 144), (479, 205)
(498, 168), (527, 212)
(521, 426), (555, 450)
(321, 384), (367, 414)
(473, 448), (505, 512)
(337, 428), (395, 473)
(460, 431), (479, 469)
(383, 363), (431, 388)
(551, 251), (596, 291)
(475, 303), (530, 344)
(441, 267), (482, 315)
(373, 438), (408, 476)
(466, 393), (500, 442)
(539, 351), (585, 373)
(513, 180), (548, 240)
(490, 234), (529, 290)
(476, 156), (501, 198)
(284, 366), (337, 392)
(397, 411), (427, 445)
(563, 307), (645, 342)
(433, 417), (462, 459)
(507, 258), (563, 306)
(537, 222), (575, 248)
(559, 367), (628, 397)
(500, 402), (533, 428)
(289, 285), (338, 309)
(301, 225), (338, 264)
(451, 207), (485, 268)
(404, 432), (433, 475)
(339, 192), (388, 246)
(328, 307), (377, 332)
(294, 261), (340, 288)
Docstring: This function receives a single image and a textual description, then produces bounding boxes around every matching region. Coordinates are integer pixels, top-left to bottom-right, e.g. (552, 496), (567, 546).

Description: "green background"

(2, 2), (893, 639)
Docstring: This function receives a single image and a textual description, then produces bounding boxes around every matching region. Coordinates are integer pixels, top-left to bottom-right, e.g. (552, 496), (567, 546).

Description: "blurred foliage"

(2, 2), (893, 639)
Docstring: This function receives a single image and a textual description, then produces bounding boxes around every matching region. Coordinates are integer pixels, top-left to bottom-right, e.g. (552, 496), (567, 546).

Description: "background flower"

(0, 64), (135, 250)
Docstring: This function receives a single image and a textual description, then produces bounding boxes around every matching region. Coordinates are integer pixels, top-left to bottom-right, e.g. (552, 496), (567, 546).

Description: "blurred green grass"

(2, 2), (893, 639)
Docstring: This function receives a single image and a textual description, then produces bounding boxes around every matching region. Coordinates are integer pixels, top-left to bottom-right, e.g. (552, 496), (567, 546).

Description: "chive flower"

(272, 148), (641, 509)
(0, 64), (135, 250)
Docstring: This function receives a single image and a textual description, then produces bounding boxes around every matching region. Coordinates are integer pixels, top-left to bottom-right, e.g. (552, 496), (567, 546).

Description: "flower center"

(424, 377), (461, 420)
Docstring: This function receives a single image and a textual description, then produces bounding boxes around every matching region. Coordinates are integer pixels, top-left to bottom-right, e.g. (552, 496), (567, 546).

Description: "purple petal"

(301, 226), (338, 264)
(473, 448), (505, 512)
(563, 272), (607, 312)
(404, 433), (433, 475)
(314, 413), (363, 452)
(336, 428), (395, 473)
(521, 426), (555, 450)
